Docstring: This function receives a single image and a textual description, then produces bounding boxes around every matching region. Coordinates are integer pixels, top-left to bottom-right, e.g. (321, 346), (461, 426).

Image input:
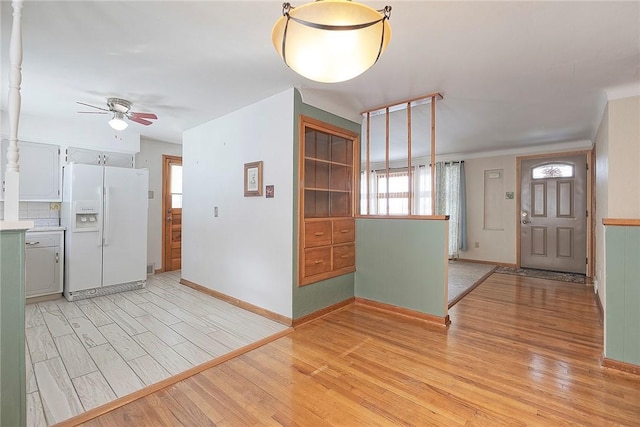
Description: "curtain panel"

(359, 162), (467, 258)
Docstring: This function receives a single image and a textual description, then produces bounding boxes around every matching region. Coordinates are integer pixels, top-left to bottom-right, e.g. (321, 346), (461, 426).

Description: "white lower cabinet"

(25, 230), (64, 298)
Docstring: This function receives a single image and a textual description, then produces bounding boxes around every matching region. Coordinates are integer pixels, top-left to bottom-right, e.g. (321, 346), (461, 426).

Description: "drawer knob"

(340, 229), (350, 233)
(314, 260), (324, 264)
(314, 232), (324, 236)
(340, 255), (349, 259)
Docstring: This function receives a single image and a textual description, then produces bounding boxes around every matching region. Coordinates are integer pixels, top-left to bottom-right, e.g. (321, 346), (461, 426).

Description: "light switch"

(214, 206), (219, 217)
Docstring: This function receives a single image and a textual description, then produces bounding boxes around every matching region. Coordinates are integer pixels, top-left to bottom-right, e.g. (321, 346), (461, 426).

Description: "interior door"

(520, 154), (587, 274)
(163, 155), (182, 271)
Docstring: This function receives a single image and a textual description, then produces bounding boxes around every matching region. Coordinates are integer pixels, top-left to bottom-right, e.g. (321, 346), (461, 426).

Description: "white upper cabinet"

(1, 139), (61, 201)
(103, 151), (134, 168)
(65, 147), (134, 168)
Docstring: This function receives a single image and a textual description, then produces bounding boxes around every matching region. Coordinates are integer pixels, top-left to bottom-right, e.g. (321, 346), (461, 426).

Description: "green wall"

(355, 218), (448, 318)
(291, 89), (361, 319)
(605, 225), (640, 365)
(0, 229), (27, 426)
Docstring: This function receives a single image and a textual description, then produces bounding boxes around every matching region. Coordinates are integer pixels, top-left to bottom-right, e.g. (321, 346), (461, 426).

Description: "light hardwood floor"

(80, 273), (640, 426)
(25, 271), (289, 426)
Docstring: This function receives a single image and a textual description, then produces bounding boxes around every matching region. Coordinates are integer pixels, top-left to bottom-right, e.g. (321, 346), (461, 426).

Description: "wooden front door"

(162, 155), (182, 271)
(519, 154), (587, 274)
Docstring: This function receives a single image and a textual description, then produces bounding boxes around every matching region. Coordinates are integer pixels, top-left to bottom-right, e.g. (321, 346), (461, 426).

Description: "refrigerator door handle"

(104, 186), (111, 246)
(97, 186), (104, 246)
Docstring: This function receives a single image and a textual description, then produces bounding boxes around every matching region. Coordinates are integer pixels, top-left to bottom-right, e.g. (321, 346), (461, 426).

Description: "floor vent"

(65, 280), (146, 301)
(147, 263), (155, 275)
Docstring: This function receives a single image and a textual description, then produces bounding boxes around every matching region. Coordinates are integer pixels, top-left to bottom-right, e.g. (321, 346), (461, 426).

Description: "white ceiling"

(1, 1), (639, 156)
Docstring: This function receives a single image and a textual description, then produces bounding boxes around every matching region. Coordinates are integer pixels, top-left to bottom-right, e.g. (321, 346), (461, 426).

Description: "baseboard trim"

(53, 327), (293, 427)
(26, 293), (63, 304)
(154, 268), (164, 275)
(602, 357), (640, 376)
(179, 278), (292, 326)
(293, 297), (355, 328)
(355, 297), (450, 327)
(455, 258), (516, 269)
(595, 290), (604, 325)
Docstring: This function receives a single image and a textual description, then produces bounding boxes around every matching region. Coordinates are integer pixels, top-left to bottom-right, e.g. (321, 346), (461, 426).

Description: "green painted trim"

(291, 89), (361, 319)
(605, 225), (640, 365)
(0, 230), (26, 427)
(355, 218), (448, 317)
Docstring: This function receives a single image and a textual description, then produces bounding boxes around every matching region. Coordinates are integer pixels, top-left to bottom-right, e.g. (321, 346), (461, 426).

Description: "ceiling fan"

(77, 98), (158, 131)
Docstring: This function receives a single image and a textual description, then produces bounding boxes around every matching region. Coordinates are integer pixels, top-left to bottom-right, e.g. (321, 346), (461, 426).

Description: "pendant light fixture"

(272, 0), (392, 83)
(108, 112), (128, 131)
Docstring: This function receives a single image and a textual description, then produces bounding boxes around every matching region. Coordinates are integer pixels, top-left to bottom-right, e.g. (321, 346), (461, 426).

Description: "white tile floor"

(25, 271), (289, 426)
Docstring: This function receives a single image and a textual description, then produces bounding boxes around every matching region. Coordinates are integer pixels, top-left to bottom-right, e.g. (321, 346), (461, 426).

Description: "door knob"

(166, 217), (172, 221)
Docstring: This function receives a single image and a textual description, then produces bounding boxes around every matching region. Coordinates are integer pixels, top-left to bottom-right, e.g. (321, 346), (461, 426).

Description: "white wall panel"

(182, 89), (294, 318)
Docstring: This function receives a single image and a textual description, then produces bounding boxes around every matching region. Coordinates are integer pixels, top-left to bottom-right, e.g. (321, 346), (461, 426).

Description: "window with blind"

(360, 165), (433, 216)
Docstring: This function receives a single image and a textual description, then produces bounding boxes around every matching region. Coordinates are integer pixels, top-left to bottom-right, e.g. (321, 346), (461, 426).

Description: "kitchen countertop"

(0, 220), (34, 231)
(27, 226), (65, 232)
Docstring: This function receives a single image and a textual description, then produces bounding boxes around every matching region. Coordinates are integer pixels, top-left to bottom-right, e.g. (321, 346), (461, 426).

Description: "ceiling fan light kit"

(272, 0), (392, 83)
(77, 97), (158, 131)
(108, 112), (128, 130)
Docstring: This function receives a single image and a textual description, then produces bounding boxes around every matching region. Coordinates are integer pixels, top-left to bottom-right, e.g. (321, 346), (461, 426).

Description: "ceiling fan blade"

(77, 111), (109, 114)
(129, 112), (158, 120)
(128, 116), (153, 126)
(76, 101), (109, 112)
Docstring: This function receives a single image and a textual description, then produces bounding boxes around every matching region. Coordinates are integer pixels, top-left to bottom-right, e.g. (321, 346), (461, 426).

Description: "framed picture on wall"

(244, 161), (263, 197)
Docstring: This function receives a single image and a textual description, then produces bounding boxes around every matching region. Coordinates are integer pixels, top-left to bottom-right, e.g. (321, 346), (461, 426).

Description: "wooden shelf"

(299, 115), (359, 286)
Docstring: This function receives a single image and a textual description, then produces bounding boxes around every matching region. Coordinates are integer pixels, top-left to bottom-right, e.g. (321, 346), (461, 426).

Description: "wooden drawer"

(304, 221), (332, 248)
(333, 244), (355, 269)
(332, 219), (355, 244)
(304, 247), (332, 276)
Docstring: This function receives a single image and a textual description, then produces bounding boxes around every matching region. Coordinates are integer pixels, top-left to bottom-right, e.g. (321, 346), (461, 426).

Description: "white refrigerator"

(62, 163), (149, 301)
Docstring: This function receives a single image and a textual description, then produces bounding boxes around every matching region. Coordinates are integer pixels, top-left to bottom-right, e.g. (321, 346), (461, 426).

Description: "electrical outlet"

(49, 202), (61, 211)
(474, 242), (479, 248)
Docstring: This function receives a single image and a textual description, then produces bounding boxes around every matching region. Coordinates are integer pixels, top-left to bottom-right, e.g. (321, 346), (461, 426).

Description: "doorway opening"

(162, 155), (182, 272)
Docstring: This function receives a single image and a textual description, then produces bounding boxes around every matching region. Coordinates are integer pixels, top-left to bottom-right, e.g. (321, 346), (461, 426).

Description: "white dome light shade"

(109, 112), (128, 131)
(272, 1), (392, 83)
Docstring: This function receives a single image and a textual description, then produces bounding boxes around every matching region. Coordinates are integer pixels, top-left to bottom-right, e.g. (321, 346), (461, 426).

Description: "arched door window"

(531, 163), (574, 179)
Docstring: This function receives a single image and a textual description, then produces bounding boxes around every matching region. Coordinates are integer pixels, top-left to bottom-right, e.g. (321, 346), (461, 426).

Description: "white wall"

(135, 138), (182, 273)
(456, 140), (593, 265)
(595, 95), (640, 310)
(182, 89), (294, 318)
(607, 96), (640, 217)
(594, 104), (609, 305)
(2, 112), (140, 153)
(460, 155), (518, 264)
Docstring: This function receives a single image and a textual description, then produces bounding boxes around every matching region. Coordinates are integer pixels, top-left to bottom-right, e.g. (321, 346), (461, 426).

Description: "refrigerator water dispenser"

(73, 201), (99, 232)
